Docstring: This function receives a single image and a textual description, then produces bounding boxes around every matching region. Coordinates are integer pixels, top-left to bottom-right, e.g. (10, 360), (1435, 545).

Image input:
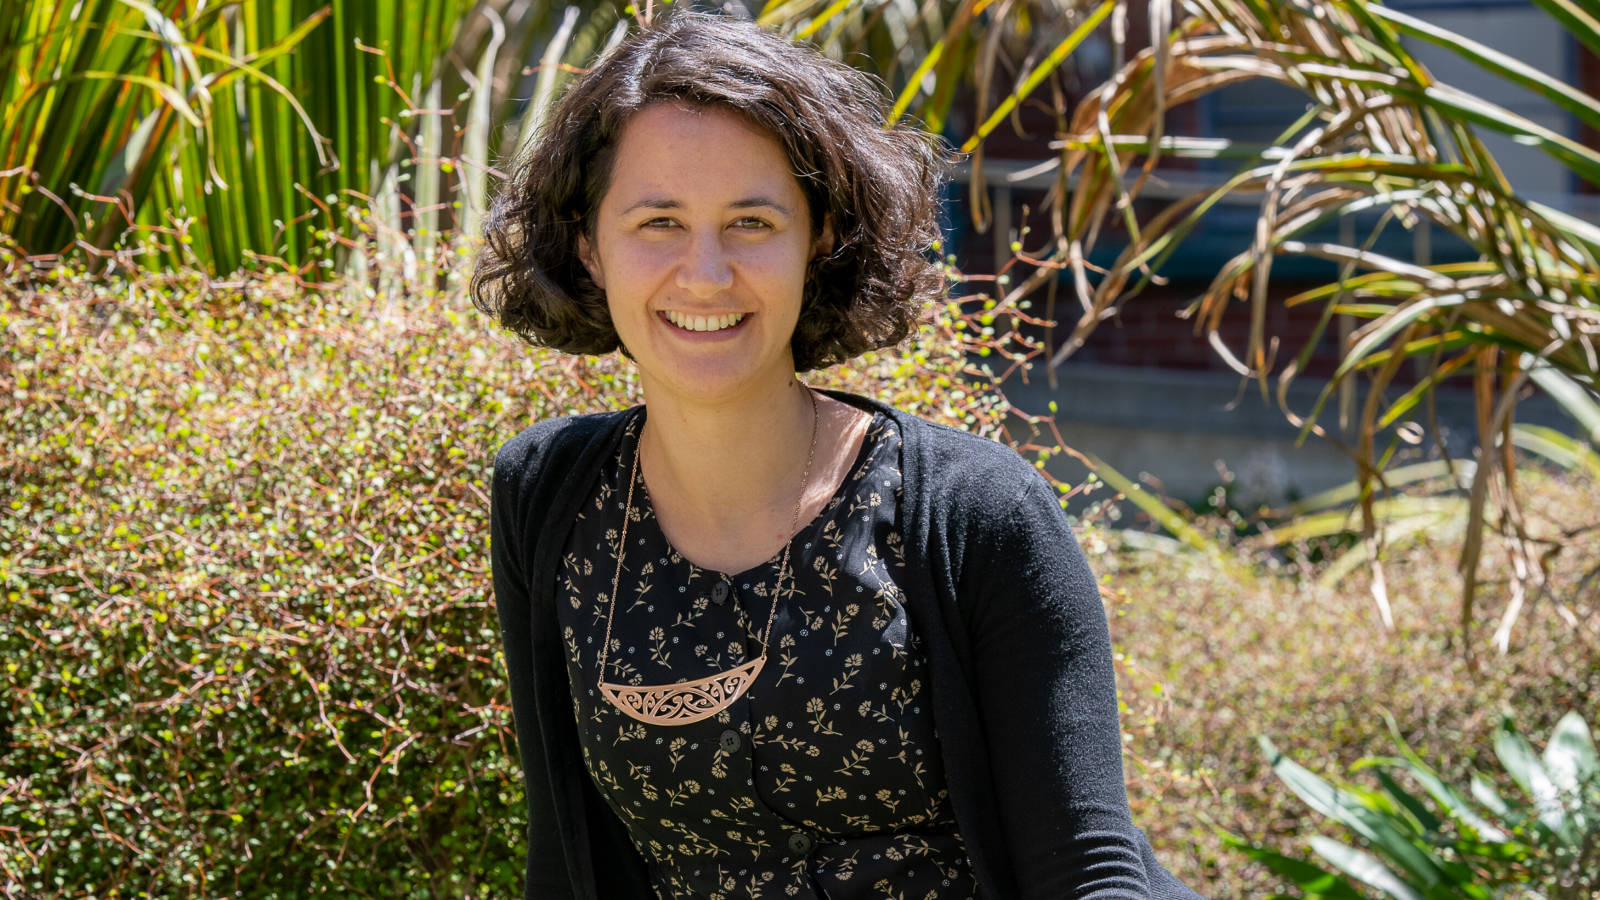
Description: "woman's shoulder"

(856, 403), (1056, 540)
(824, 389), (1037, 480)
(493, 408), (634, 490)
(892, 409), (1042, 492)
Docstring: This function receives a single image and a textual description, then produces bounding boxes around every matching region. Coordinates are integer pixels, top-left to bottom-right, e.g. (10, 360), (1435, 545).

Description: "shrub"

(6, 248), (1596, 900)
(1101, 469), (1600, 898)
(0, 250), (996, 898)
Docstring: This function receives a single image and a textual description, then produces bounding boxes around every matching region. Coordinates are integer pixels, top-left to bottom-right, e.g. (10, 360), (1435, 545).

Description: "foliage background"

(5, 250), (1598, 898)
(6, 0), (1600, 897)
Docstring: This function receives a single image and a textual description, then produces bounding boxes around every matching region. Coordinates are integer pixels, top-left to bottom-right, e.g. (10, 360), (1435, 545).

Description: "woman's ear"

(810, 214), (835, 262)
(577, 232), (607, 290)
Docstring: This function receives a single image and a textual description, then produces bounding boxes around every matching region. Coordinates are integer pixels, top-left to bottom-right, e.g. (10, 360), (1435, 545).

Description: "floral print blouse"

(555, 409), (980, 900)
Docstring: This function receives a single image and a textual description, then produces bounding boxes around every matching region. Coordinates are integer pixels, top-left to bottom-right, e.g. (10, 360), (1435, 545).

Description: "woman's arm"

(491, 431), (580, 900)
(962, 474), (1202, 900)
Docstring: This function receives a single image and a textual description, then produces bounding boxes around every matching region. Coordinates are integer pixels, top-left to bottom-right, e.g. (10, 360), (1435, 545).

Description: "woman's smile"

(659, 309), (750, 335)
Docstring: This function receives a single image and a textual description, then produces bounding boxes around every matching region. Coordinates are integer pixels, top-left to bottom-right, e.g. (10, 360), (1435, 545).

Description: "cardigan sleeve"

(960, 472), (1201, 900)
(491, 429), (580, 900)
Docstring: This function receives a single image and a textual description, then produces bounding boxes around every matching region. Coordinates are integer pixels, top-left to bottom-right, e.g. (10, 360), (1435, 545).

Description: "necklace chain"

(597, 386), (821, 692)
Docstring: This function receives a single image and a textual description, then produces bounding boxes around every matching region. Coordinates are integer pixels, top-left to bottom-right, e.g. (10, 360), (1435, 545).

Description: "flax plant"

(1034, 0), (1600, 647)
(758, 0), (1600, 646)
(1, 0), (473, 275)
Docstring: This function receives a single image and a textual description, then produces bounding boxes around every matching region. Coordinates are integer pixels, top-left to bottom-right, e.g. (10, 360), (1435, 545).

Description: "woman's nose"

(676, 231), (734, 298)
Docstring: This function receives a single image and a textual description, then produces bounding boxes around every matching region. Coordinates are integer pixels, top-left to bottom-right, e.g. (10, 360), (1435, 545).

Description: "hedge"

(0, 252), (1006, 898)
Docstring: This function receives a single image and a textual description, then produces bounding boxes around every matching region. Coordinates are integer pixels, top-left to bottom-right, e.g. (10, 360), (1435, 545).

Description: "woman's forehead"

(603, 103), (805, 211)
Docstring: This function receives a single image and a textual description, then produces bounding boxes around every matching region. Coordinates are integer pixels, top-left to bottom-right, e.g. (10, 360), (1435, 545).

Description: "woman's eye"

(642, 217), (677, 229)
(734, 217), (769, 230)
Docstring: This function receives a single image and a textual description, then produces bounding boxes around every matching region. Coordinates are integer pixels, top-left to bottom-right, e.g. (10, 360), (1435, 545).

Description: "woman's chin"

(639, 355), (792, 406)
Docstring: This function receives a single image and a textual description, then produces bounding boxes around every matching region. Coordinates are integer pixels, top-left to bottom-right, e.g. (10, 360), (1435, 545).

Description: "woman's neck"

(641, 373), (815, 512)
(635, 371), (867, 574)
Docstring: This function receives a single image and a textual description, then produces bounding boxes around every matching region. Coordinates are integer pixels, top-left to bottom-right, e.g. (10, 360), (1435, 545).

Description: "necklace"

(597, 386), (820, 726)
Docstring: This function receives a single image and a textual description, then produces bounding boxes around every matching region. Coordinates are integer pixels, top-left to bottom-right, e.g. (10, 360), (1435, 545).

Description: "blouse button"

(719, 730), (741, 754)
(711, 582), (730, 604)
(787, 833), (812, 856)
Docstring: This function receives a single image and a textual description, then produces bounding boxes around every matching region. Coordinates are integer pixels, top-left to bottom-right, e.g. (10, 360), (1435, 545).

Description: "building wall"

(1397, 1), (1575, 200)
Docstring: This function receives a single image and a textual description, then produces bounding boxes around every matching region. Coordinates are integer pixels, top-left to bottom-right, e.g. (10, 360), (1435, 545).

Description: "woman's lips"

(662, 310), (748, 332)
(658, 310), (752, 342)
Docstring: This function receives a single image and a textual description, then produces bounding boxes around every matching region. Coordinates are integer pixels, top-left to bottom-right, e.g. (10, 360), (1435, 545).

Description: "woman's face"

(578, 103), (827, 404)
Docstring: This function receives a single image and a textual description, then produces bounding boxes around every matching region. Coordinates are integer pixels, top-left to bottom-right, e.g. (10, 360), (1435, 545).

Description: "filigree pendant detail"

(600, 657), (765, 725)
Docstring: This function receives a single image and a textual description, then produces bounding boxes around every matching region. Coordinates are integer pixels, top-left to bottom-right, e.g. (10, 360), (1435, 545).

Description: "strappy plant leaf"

(1249, 712), (1599, 898)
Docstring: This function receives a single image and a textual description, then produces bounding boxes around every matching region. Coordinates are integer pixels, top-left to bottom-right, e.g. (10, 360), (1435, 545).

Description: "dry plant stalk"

(930, 0), (1600, 646)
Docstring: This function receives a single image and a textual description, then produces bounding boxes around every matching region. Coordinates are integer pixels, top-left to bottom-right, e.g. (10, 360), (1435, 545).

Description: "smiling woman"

(472, 14), (942, 373)
(472, 12), (1202, 900)
(573, 103), (828, 411)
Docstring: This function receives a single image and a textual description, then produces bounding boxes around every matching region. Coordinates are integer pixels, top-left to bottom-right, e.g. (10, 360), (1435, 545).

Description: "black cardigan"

(490, 390), (1204, 900)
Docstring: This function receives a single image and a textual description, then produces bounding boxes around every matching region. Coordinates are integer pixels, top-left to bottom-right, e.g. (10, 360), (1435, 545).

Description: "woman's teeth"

(664, 311), (746, 332)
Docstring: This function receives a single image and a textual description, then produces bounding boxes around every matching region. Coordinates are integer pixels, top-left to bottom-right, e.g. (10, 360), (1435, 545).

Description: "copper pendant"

(599, 657), (765, 725)
(598, 389), (817, 728)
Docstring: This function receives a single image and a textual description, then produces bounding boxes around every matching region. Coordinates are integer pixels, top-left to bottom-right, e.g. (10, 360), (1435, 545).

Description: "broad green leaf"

(1217, 831), (1367, 899)
(1374, 768), (1444, 834)
(1309, 837), (1423, 900)
(1407, 82), (1600, 187)
(1470, 772), (1513, 818)
(1511, 424), (1600, 479)
(1262, 737), (1450, 889)
(1376, 757), (1509, 844)
(1527, 200), (1600, 257)
(1525, 363), (1600, 443)
(1371, 6), (1600, 133)
(1494, 723), (1568, 836)
(1543, 712), (1598, 800)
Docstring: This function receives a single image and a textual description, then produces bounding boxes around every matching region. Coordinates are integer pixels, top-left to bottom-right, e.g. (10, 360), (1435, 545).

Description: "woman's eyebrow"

(619, 196), (792, 216)
(621, 197), (682, 214)
(729, 197), (791, 216)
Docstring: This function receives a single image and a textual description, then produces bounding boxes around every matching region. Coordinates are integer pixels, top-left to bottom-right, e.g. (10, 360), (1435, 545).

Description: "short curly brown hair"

(470, 12), (947, 373)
